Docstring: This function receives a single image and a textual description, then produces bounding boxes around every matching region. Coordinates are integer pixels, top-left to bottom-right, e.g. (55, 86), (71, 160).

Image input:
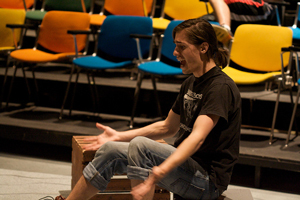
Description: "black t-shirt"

(172, 66), (241, 191)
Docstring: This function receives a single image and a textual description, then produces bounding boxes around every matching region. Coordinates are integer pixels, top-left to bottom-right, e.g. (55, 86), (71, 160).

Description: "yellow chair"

(0, 8), (26, 109)
(90, 0), (153, 27)
(0, 0), (34, 9)
(2, 11), (90, 108)
(221, 24), (293, 146)
(153, 0), (214, 30)
(0, 8), (26, 53)
(223, 24), (292, 86)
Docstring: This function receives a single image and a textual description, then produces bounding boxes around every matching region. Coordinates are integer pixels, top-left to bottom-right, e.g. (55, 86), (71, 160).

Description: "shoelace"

(39, 196), (54, 200)
(38, 195), (65, 200)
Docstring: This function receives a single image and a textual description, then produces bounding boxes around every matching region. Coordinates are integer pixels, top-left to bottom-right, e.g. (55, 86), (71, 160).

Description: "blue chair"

(59, 15), (153, 119)
(129, 20), (184, 128)
(290, 2), (300, 45)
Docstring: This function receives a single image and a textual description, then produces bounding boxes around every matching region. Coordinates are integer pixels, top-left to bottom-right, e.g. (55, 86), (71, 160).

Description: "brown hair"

(172, 18), (228, 69)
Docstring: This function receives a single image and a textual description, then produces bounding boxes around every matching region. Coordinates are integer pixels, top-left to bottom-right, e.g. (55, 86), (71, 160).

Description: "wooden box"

(72, 136), (171, 200)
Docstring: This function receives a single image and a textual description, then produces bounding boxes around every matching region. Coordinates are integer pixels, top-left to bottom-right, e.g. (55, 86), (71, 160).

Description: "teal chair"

(59, 15), (154, 119)
(129, 20), (184, 128)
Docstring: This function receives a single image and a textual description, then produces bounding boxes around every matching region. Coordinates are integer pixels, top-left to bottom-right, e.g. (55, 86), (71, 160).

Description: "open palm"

(82, 123), (120, 151)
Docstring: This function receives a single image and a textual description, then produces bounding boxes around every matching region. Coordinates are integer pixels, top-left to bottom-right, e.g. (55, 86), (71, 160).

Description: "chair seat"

(10, 49), (75, 63)
(73, 56), (133, 70)
(223, 66), (281, 85)
(139, 61), (183, 75)
(90, 14), (106, 26)
(26, 10), (47, 21)
(290, 27), (300, 40)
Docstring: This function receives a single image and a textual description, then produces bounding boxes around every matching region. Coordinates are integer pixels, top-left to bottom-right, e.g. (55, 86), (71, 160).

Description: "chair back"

(163, 0), (213, 20)
(37, 11), (90, 53)
(0, 0), (34, 9)
(97, 15), (153, 59)
(104, 0), (153, 16)
(230, 24), (293, 72)
(160, 20), (183, 63)
(0, 8), (26, 49)
(44, 0), (92, 12)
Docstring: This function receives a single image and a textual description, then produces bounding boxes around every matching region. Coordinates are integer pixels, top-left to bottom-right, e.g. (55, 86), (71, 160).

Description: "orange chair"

(90, 0), (153, 26)
(2, 11), (90, 108)
(0, 0), (34, 9)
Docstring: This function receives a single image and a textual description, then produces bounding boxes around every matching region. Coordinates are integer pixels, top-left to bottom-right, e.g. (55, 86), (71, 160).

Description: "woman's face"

(173, 30), (203, 77)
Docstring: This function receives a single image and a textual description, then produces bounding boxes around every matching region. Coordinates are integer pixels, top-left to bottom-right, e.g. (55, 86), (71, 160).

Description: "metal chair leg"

(21, 64), (31, 96)
(151, 75), (162, 117)
(285, 87), (300, 147)
(130, 72), (144, 128)
(69, 68), (81, 117)
(59, 65), (75, 119)
(270, 83), (282, 145)
(6, 64), (18, 108)
(30, 67), (39, 104)
(87, 72), (97, 113)
(91, 73), (100, 114)
(0, 66), (10, 110)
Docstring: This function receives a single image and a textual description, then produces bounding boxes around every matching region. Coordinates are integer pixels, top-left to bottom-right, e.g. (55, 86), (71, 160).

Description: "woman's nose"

(173, 49), (178, 56)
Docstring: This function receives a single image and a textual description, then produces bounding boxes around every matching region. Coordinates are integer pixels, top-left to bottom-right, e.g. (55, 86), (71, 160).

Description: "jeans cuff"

(83, 162), (109, 191)
(127, 165), (150, 180)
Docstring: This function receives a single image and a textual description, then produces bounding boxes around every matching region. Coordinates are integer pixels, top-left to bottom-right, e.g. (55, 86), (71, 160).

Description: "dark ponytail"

(214, 47), (229, 69)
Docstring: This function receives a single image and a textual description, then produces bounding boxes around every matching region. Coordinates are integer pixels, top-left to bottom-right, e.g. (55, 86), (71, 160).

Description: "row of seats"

(1, 2), (300, 147)
(0, 0), (214, 30)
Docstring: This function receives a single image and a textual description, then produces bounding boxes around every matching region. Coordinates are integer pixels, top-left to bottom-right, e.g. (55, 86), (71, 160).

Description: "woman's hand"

(82, 123), (120, 151)
(131, 177), (156, 200)
(131, 166), (167, 200)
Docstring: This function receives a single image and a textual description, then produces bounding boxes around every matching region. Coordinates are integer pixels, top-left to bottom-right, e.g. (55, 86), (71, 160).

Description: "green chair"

(25, 0), (92, 23)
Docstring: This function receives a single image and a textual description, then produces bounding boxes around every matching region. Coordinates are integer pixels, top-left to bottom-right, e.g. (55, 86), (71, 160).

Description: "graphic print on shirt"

(183, 89), (203, 122)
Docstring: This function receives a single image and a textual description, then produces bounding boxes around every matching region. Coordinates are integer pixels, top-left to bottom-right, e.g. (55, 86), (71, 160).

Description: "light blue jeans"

(83, 136), (220, 200)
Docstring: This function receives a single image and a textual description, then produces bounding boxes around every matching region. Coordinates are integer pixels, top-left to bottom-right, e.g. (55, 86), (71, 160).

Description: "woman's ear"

(200, 42), (209, 54)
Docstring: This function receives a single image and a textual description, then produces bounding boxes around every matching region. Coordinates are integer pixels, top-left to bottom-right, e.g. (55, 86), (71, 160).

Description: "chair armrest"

(130, 34), (153, 39)
(67, 29), (92, 57)
(282, 46), (300, 52)
(130, 34), (154, 62)
(67, 29), (92, 35)
(6, 23), (36, 29)
(6, 24), (36, 48)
